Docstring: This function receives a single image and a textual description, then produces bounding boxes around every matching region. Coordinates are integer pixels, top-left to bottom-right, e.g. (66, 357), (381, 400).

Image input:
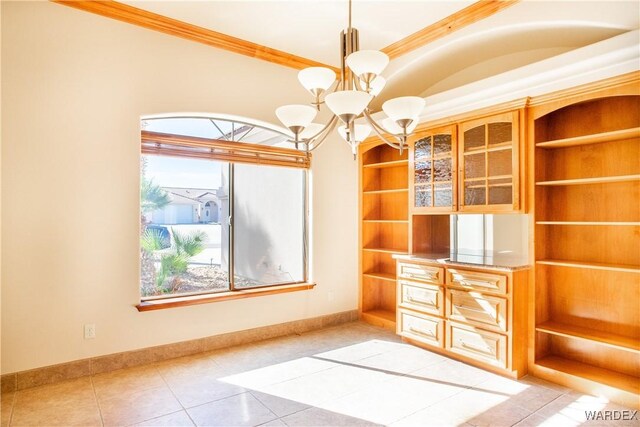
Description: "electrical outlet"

(327, 291), (335, 302)
(84, 323), (96, 340)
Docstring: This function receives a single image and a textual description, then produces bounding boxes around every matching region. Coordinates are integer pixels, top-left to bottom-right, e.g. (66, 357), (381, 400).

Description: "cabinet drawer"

(399, 281), (444, 316)
(447, 268), (507, 294)
(398, 262), (444, 284)
(398, 309), (444, 348)
(447, 322), (507, 368)
(447, 289), (508, 332)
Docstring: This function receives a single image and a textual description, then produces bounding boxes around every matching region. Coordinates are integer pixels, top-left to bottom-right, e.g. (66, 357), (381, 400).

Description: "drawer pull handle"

(453, 304), (487, 314)
(407, 296), (436, 306)
(459, 340), (494, 355)
(454, 303), (473, 309)
(460, 280), (492, 287)
(404, 272), (437, 280)
(409, 326), (435, 338)
(453, 276), (498, 288)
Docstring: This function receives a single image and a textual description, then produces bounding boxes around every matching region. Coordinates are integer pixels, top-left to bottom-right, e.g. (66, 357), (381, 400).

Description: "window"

(139, 116), (309, 300)
(233, 163), (306, 288)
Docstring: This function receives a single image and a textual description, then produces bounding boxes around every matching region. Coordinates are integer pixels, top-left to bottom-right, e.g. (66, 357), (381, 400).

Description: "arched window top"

(141, 113), (293, 149)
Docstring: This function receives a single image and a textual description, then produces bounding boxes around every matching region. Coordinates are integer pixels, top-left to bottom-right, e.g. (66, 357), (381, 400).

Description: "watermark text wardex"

(585, 410), (638, 421)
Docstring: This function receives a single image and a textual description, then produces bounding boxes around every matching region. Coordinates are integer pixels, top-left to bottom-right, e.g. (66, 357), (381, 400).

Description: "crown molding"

(381, 0), (521, 60)
(51, 0), (340, 74)
(52, 1), (518, 74)
(361, 97), (530, 145)
(528, 70), (640, 107)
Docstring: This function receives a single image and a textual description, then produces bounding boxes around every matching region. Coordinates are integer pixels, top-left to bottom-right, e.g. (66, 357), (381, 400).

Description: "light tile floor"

(1, 321), (637, 427)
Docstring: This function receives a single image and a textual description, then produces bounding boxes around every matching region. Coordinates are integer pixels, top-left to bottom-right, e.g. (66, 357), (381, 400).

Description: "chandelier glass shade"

(346, 50), (389, 84)
(382, 116), (418, 135)
(275, 105), (317, 135)
(367, 76), (386, 96)
(338, 123), (372, 141)
(338, 123), (373, 154)
(325, 90), (374, 123)
(275, 0), (424, 157)
(298, 67), (336, 93)
(300, 122), (326, 140)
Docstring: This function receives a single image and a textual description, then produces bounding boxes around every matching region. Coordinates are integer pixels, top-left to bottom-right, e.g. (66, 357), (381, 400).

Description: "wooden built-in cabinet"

(359, 73), (639, 409)
(408, 110), (523, 214)
(359, 141), (410, 330)
(396, 259), (529, 377)
(528, 74), (640, 408)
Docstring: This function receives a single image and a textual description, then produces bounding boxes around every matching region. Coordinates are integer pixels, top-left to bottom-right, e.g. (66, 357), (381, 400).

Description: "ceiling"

(120, 0), (477, 66)
(111, 1), (640, 101)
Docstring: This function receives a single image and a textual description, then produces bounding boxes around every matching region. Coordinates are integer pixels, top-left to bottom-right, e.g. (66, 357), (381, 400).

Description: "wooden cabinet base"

(401, 336), (525, 379)
(396, 261), (530, 379)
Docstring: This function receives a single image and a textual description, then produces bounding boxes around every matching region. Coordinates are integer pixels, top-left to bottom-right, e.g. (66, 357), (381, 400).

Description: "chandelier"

(275, 0), (425, 158)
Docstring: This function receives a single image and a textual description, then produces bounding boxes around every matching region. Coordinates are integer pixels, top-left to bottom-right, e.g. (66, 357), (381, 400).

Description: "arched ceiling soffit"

(370, 22), (628, 110)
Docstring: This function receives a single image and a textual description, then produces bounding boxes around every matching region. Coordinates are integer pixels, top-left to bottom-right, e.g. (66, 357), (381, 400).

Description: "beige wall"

(0, 1), (358, 373)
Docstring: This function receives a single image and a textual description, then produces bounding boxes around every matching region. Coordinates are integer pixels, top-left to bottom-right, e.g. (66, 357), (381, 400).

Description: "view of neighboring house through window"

(140, 116), (307, 299)
(140, 155), (230, 297)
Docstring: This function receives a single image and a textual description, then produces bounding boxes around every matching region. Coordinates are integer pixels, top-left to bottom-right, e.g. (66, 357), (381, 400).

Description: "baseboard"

(1, 309), (359, 393)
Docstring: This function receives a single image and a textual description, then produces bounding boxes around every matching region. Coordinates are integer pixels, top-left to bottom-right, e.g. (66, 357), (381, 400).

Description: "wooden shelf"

(536, 356), (640, 394)
(536, 175), (640, 186)
(362, 247), (407, 254)
(536, 259), (640, 273)
(536, 221), (640, 226)
(363, 188), (408, 195)
(532, 93), (640, 409)
(362, 159), (408, 169)
(536, 321), (640, 353)
(361, 309), (396, 329)
(360, 142), (407, 332)
(362, 220), (409, 224)
(362, 272), (396, 282)
(536, 127), (640, 149)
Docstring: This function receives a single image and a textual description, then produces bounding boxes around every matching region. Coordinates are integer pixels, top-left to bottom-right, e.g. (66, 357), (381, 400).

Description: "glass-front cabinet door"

(410, 125), (457, 213)
(459, 111), (520, 212)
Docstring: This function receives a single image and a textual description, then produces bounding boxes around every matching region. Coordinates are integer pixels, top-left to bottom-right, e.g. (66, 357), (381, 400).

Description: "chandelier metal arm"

(307, 115), (339, 151)
(303, 114), (339, 143)
(352, 74), (366, 93)
(363, 110), (408, 154)
(363, 110), (403, 144)
(328, 78), (344, 95)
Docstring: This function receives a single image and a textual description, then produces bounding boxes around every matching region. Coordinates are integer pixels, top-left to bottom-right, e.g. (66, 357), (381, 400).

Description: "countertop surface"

(393, 251), (531, 271)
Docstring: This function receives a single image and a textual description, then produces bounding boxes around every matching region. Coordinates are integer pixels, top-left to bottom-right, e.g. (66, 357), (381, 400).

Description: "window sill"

(136, 283), (316, 312)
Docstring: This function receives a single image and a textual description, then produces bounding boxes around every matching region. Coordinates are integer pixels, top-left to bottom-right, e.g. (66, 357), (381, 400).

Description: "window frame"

(137, 116), (313, 310)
